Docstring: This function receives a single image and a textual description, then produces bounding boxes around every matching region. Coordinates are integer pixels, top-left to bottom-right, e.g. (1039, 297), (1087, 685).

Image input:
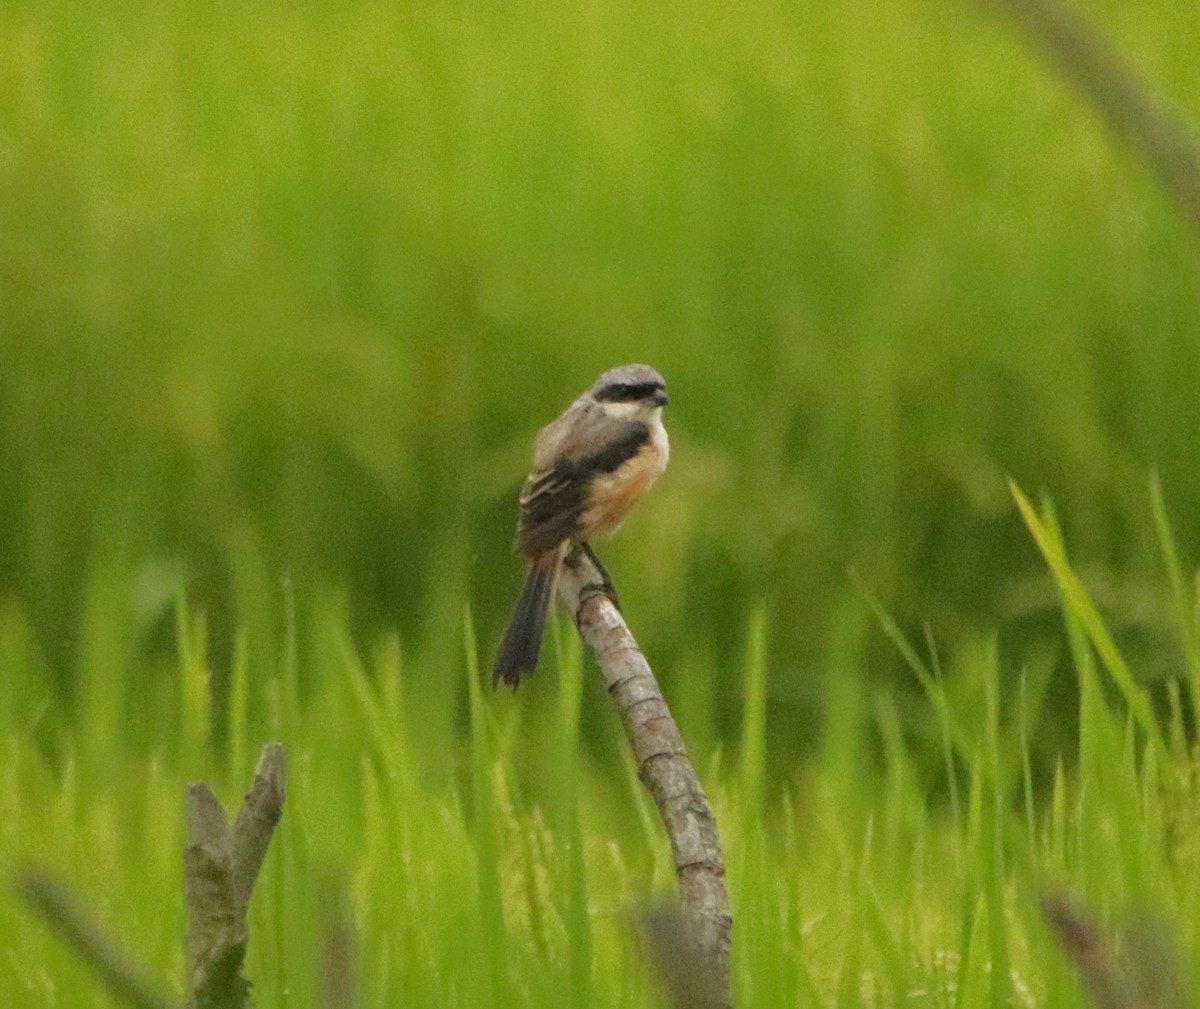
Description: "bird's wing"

(516, 405), (650, 557)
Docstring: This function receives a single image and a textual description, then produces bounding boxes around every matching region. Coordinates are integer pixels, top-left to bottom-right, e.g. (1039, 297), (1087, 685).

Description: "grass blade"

(1010, 481), (1164, 752)
(464, 606), (510, 1007)
(1150, 470), (1200, 722)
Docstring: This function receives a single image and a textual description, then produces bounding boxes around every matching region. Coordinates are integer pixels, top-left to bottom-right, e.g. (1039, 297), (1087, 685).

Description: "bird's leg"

(562, 546), (605, 628)
(575, 542), (622, 613)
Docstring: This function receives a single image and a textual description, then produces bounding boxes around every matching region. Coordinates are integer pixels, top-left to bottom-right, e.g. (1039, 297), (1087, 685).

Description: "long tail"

(492, 552), (558, 688)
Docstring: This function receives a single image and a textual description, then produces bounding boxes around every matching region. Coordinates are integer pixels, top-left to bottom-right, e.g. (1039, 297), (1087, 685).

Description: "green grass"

(4, 0), (1200, 1004)
(2, 482), (1199, 1007)
(2, 0), (1200, 767)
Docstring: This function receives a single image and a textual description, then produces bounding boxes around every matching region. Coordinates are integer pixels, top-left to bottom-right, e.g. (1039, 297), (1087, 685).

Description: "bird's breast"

(580, 421), (668, 539)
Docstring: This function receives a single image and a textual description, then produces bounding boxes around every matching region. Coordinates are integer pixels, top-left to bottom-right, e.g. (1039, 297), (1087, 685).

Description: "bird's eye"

(597, 380), (661, 402)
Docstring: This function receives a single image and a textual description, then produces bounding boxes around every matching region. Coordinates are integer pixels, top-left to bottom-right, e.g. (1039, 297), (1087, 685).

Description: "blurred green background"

(3, 0), (1199, 769)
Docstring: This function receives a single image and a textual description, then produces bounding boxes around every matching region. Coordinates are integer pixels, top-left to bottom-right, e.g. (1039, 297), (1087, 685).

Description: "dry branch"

(1042, 892), (1145, 1009)
(185, 743), (288, 1009)
(558, 548), (732, 1008)
(15, 869), (174, 1009)
(991, 0), (1200, 237)
(640, 904), (727, 1009)
(15, 745), (286, 1009)
(1042, 892), (1189, 1009)
(318, 875), (360, 1009)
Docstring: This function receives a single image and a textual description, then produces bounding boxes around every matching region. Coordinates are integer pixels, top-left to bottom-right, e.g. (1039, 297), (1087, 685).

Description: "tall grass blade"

(176, 600), (211, 778)
(982, 647), (1012, 1009)
(550, 617), (593, 1009)
(228, 631), (249, 788)
(464, 606), (510, 1007)
(1010, 481), (1164, 752)
(860, 583), (967, 828)
(739, 602), (768, 829)
(1150, 470), (1200, 723)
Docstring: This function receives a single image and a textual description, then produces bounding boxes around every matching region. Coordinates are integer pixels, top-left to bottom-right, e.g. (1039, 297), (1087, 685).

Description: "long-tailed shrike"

(492, 364), (670, 687)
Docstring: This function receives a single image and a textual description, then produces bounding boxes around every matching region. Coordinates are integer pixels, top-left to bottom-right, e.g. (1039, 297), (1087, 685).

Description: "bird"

(492, 364), (670, 687)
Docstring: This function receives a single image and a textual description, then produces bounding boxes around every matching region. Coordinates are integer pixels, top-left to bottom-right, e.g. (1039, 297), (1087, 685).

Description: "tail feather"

(492, 555), (557, 688)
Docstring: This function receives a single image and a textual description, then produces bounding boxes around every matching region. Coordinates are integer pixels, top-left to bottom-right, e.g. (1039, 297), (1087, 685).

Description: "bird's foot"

(579, 543), (622, 612)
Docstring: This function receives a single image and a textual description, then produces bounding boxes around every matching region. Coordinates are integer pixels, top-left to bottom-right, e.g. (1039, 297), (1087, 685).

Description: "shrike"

(493, 364), (670, 687)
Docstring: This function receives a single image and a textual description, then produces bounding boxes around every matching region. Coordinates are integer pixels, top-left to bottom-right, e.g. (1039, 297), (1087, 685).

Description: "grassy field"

(2, 491), (1199, 1007)
(3, 0), (1200, 1004)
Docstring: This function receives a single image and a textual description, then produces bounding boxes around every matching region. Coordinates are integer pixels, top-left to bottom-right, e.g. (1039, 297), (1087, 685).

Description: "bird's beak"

(652, 388), (669, 407)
